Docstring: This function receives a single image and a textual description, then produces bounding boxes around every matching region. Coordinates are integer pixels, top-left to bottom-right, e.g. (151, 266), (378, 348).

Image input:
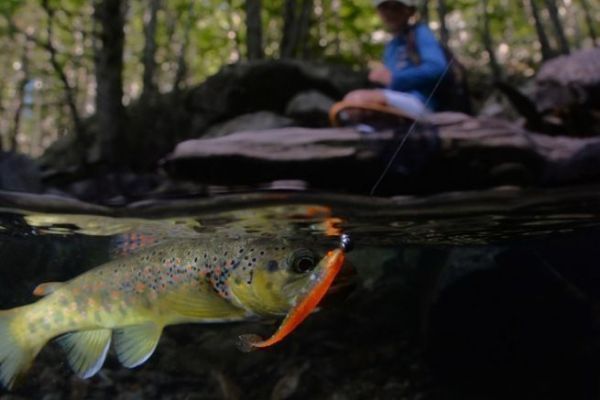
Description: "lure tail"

(0, 308), (44, 389)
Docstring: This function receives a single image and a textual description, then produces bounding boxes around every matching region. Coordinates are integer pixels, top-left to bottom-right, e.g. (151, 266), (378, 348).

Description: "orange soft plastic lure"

(238, 235), (350, 351)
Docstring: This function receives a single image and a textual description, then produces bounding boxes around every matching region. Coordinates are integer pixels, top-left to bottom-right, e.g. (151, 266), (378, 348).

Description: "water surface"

(1, 186), (599, 399)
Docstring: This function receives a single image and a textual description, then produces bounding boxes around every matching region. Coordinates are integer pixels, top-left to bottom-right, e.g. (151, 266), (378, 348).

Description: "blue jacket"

(383, 23), (447, 108)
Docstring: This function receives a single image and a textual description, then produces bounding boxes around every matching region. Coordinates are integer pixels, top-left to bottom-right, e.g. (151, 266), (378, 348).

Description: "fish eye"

(289, 249), (317, 273)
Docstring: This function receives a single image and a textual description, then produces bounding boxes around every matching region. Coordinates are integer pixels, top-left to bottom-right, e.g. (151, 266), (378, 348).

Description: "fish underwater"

(0, 234), (349, 389)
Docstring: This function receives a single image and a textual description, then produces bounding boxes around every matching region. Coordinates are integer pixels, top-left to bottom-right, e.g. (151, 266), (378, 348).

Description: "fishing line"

(369, 58), (454, 196)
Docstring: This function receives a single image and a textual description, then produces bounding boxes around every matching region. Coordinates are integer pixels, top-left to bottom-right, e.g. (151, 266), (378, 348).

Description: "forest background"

(0, 0), (597, 164)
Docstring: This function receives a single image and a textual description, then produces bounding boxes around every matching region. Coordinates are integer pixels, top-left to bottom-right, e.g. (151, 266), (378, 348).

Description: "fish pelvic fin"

(113, 323), (162, 368)
(0, 309), (44, 390)
(57, 329), (112, 379)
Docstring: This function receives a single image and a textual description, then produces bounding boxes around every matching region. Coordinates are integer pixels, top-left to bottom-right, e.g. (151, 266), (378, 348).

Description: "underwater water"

(1, 185), (600, 400)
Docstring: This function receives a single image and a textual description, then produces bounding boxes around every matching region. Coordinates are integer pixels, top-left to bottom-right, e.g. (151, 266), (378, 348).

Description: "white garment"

(382, 89), (429, 119)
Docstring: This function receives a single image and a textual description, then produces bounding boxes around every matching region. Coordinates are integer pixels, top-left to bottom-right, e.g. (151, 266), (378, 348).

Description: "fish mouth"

(238, 248), (346, 351)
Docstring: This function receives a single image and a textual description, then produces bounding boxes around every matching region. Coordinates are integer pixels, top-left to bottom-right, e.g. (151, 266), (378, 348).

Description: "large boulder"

(535, 46), (600, 112)
(163, 113), (600, 195)
(41, 60), (368, 176)
(0, 151), (44, 193)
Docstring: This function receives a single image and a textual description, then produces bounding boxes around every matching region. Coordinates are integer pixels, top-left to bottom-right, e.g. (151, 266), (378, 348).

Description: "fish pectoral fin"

(32, 282), (64, 297)
(162, 284), (247, 320)
(57, 329), (112, 379)
(113, 323), (162, 368)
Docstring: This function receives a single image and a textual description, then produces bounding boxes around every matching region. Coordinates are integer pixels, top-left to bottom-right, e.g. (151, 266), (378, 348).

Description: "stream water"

(1, 186), (599, 399)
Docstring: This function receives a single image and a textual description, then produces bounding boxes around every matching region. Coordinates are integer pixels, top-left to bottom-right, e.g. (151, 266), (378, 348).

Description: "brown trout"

(0, 236), (347, 389)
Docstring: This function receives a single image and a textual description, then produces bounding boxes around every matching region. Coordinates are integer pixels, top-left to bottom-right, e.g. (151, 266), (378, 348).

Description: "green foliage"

(0, 0), (598, 155)
(0, 0), (23, 16)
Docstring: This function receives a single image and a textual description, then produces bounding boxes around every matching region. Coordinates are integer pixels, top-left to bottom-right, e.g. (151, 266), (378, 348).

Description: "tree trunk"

(527, 0), (554, 61)
(420, 0), (430, 22)
(579, 0), (598, 45)
(173, 1), (196, 91)
(543, 0), (570, 54)
(280, 0), (313, 59)
(481, 0), (503, 81)
(41, 0), (84, 140)
(297, 0), (313, 59)
(93, 0), (127, 165)
(281, 0), (297, 58)
(245, 0), (264, 60)
(10, 41), (31, 152)
(141, 0), (161, 102)
(437, 0), (450, 48)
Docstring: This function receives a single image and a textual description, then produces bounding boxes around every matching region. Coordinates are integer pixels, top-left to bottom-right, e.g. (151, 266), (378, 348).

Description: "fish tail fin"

(0, 308), (43, 390)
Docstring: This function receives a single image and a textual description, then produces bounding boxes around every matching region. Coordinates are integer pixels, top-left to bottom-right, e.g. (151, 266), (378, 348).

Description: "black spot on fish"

(267, 260), (279, 272)
(247, 270), (254, 285)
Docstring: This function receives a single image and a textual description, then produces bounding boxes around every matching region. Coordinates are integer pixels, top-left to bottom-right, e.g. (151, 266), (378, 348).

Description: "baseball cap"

(374, 0), (419, 7)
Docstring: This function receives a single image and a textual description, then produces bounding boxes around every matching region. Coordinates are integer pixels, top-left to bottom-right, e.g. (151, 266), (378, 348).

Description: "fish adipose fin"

(57, 329), (112, 379)
(113, 323), (162, 368)
(0, 311), (40, 389)
(163, 285), (247, 320)
(32, 282), (64, 297)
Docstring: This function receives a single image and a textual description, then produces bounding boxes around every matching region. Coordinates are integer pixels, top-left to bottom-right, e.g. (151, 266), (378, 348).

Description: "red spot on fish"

(135, 282), (146, 293)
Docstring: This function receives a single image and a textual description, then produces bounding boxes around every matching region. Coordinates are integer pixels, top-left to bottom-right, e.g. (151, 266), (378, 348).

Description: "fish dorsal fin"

(57, 329), (111, 379)
(162, 284), (247, 320)
(32, 282), (64, 297)
(110, 232), (163, 258)
(113, 323), (162, 368)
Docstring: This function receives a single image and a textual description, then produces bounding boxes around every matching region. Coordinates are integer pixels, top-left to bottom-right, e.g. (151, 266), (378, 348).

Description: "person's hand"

(368, 64), (392, 86)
